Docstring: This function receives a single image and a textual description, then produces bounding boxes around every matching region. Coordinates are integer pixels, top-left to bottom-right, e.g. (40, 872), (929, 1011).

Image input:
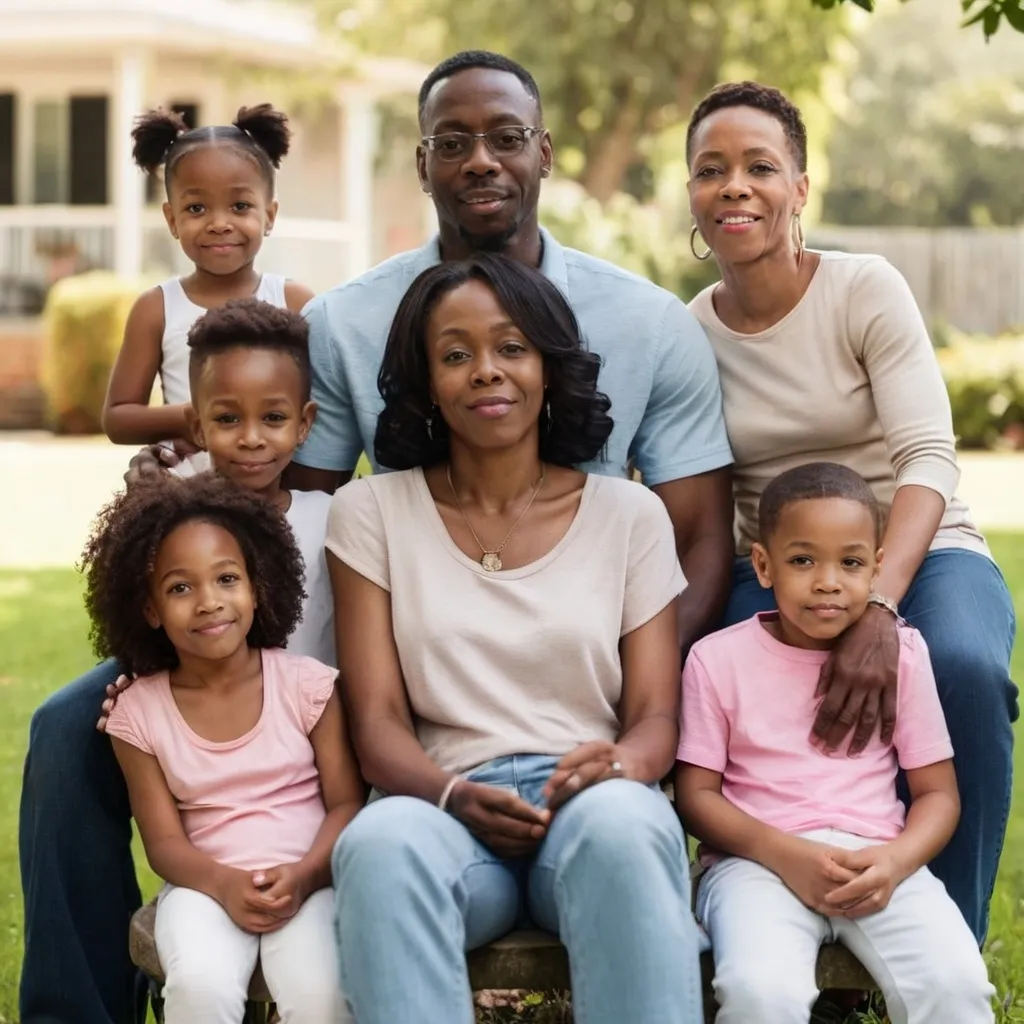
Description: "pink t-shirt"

(677, 613), (952, 849)
(106, 648), (335, 872)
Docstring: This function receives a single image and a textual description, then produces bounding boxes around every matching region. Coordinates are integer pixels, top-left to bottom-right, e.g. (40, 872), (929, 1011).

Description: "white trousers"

(155, 885), (351, 1024)
(697, 829), (995, 1024)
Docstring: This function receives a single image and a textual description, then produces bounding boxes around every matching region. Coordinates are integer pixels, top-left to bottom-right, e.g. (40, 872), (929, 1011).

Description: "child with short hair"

(184, 297), (334, 665)
(83, 473), (363, 1023)
(675, 462), (994, 1024)
(102, 104), (314, 473)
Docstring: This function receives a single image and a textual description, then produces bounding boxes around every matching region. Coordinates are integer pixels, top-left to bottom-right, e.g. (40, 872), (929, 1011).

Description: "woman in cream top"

(325, 253), (704, 1024)
(683, 80), (1017, 946)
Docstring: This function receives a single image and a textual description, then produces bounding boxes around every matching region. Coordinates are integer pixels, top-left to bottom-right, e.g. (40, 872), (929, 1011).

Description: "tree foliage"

(822, 0), (1024, 226)
(313, 0), (845, 201)
(810, 0), (1024, 38)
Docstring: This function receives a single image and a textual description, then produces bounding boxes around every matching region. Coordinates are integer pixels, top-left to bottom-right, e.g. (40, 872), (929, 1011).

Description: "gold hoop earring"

(791, 214), (805, 260)
(690, 224), (712, 261)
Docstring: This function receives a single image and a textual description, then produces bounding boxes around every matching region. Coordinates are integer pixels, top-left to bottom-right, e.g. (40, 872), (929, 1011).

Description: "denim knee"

(26, 660), (122, 788)
(555, 781), (687, 872)
(927, 640), (1017, 724)
(332, 797), (444, 889)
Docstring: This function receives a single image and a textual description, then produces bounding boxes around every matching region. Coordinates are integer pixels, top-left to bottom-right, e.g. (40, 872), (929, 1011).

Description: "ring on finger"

(610, 761), (622, 773)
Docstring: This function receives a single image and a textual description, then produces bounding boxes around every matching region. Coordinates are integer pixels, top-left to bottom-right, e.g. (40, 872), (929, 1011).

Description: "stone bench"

(130, 902), (876, 1023)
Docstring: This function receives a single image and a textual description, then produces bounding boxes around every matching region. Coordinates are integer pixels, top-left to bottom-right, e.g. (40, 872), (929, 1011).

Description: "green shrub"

(936, 332), (1024, 449)
(539, 180), (721, 303)
(41, 270), (151, 435)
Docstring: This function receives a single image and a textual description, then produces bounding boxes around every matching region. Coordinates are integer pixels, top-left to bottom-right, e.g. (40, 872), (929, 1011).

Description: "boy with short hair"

(675, 462), (994, 1024)
(181, 298), (335, 667)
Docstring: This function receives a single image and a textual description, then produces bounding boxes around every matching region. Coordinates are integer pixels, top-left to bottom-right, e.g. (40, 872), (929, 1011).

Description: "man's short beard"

(458, 221), (519, 253)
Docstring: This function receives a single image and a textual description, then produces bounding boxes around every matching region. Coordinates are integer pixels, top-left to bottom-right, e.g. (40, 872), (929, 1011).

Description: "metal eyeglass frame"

(420, 125), (545, 160)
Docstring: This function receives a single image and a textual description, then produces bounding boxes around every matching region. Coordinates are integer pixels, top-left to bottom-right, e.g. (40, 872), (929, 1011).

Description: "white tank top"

(158, 273), (289, 476)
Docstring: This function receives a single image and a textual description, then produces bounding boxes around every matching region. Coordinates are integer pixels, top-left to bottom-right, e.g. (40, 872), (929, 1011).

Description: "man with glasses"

(18, 50), (731, 1024)
(292, 49), (733, 569)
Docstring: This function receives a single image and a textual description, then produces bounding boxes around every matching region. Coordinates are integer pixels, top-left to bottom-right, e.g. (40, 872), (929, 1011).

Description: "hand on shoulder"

(95, 675), (135, 733)
(122, 440), (200, 490)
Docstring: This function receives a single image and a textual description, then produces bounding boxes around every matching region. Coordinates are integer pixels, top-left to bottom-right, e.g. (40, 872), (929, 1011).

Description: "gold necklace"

(445, 463), (546, 572)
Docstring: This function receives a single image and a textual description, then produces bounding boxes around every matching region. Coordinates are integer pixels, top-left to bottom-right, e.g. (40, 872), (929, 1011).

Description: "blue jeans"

(722, 548), (1018, 945)
(18, 659), (145, 1024)
(332, 754), (704, 1024)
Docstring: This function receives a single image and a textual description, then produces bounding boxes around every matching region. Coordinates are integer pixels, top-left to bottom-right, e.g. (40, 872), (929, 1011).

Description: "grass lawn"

(0, 537), (1022, 1023)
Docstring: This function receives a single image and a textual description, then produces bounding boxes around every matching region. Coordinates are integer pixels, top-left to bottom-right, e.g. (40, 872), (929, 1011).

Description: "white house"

(0, 0), (430, 311)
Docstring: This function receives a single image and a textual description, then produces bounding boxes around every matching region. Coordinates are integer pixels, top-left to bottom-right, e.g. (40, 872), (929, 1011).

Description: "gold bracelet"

(867, 592), (900, 618)
(437, 775), (461, 812)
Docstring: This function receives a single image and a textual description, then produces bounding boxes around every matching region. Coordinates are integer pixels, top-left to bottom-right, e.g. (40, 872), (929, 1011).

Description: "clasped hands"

(216, 862), (311, 935)
(772, 834), (911, 920)
(448, 740), (629, 859)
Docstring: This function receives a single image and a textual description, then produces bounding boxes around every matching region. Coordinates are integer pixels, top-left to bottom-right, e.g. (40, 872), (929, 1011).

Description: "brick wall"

(0, 319), (47, 429)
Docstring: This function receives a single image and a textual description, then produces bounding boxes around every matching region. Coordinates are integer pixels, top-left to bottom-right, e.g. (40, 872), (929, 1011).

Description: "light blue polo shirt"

(296, 228), (733, 486)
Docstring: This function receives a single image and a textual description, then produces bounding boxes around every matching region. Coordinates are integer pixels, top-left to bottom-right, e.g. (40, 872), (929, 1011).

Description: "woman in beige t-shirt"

(325, 253), (704, 1024)
(683, 81), (1016, 946)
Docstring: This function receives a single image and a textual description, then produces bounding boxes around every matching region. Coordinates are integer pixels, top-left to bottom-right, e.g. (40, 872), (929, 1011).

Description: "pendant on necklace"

(481, 552), (503, 572)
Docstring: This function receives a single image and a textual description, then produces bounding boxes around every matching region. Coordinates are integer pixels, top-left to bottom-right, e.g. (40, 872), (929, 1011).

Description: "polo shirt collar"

(412, 227), (570, 297)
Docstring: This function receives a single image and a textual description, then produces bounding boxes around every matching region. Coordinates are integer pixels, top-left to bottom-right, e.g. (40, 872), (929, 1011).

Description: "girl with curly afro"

(81, 472), (362, 1023)
(101, 102), (315, 476)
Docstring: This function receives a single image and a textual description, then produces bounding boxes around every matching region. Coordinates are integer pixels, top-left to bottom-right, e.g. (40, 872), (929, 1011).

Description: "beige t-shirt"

(326, 469), (685, 775)
(689, 251), (988, 557)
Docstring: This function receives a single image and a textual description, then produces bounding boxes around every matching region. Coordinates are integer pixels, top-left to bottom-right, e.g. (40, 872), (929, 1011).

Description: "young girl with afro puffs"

(81, 473), (362, 1023)
(101, 104), (314, 476)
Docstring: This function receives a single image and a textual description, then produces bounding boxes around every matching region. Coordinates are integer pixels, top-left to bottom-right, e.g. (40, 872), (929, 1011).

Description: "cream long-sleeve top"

(689, 250), (988, 558)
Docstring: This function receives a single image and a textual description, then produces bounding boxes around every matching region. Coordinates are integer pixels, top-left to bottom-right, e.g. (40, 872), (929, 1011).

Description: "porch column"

(340, 88), (377, 280)
(113, 50), (149, 279)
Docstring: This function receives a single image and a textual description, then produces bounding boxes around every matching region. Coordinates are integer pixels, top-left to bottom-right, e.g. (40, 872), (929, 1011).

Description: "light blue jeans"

(332, 754), (704, 1024)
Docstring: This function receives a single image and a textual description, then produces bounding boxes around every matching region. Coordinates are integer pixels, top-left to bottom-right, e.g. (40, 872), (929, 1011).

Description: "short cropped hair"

(187, 298), (311, 401)
(418, 51), (542, 127)
(81, 473), (306, 677)
(758, 462), (881, 544)
(375, 252), (613, 471)
(132, 104), (291, 197)
(687, 81), (808, 173)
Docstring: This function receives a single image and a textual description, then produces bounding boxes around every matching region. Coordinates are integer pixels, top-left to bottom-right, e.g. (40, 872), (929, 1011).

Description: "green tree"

(811, 0), (1024, 38)
(313, 0), (845, 201)
(821, 0), (1024, 226)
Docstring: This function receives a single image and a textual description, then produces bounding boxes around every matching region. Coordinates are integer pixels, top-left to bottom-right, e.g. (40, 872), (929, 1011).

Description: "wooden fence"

(808, 225), (1024, 337)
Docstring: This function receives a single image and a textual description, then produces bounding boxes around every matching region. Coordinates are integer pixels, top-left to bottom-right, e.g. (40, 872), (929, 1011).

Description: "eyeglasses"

(421, 126), (544, 162)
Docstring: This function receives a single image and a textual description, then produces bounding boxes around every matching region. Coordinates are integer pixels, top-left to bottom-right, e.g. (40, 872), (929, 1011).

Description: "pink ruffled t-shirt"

(678, 613), (953, 855)
(106, 648), (335, 871)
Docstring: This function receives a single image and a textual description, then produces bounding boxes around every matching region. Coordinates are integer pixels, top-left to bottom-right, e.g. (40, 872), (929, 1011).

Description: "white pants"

(697, 829), (995, 1024)
(155, 885), (351, 1024)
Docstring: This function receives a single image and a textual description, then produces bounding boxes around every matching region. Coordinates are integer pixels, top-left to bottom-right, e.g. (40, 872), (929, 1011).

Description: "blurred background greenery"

(9, 0), (1023, 446)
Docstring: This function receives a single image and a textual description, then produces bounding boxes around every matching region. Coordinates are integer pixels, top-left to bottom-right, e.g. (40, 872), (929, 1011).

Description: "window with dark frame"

(69, 96), (109, 205)
(0, 94), (14, 206)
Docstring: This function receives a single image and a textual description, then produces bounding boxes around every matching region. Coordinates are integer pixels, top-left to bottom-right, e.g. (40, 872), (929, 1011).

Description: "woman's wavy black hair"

(80, 473), (306, 678)
(375, 253), (613, 470)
